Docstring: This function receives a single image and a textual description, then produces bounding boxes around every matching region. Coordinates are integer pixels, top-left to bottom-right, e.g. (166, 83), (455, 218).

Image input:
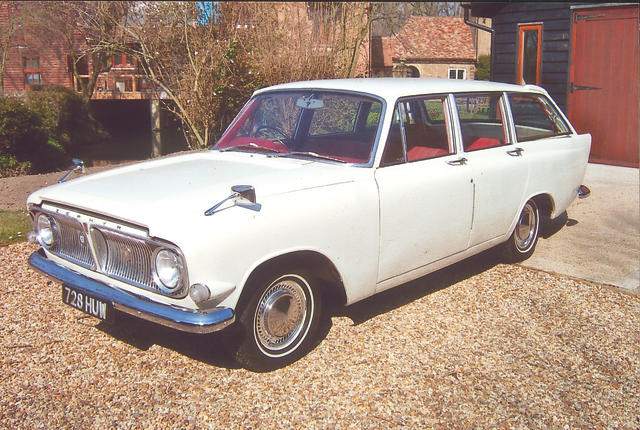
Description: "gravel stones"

(1, 242), (638, 428)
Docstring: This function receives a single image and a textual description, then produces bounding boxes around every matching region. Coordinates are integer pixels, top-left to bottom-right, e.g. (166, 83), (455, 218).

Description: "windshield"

(214, 91), (383, 164)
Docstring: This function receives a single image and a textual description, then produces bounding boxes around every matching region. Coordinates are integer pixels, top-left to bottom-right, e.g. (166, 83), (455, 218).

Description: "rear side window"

(508, 93), (571, 141)
(455, 93), (507, 151)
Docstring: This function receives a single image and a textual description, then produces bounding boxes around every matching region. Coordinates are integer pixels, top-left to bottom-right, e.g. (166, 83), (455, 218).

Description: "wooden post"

(150, 99), (162, 157)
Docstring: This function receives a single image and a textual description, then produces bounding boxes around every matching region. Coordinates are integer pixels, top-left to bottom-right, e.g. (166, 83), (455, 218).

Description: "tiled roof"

(393, 16), (475, 61)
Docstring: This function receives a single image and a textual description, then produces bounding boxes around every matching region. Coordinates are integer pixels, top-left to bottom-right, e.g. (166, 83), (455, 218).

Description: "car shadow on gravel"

(95, 313), (242, 369)
(329, 247), (503, 326)
(92, 236), (552, 369)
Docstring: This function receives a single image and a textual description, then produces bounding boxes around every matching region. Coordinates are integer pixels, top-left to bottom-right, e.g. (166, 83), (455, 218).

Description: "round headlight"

(154, 249), (183, 291)
(36, 214), (56, 248)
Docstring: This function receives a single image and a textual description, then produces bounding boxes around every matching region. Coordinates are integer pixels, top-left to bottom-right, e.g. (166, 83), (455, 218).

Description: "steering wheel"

(255, 125), (290, 141)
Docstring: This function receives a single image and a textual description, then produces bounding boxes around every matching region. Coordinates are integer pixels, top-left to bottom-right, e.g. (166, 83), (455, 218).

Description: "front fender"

(172, 174), (380, 310)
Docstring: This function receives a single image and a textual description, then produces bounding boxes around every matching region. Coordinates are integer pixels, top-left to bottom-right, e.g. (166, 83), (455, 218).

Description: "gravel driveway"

(1, 241), (638, 428)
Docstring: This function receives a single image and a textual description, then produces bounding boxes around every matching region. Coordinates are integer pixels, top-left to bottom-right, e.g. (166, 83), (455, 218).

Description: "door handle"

(447, 157), (467, 166)
(507, 147), (524, 157)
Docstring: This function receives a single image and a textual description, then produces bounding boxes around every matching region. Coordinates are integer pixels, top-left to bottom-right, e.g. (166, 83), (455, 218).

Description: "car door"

(453, 92), (529, 247)
(375, 96), (473, 285)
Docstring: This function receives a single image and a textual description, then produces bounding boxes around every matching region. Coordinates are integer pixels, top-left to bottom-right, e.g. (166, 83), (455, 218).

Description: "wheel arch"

(506, 192), (554, 239)
(238, 250), (347, 308)
(530, 193), (555, 218)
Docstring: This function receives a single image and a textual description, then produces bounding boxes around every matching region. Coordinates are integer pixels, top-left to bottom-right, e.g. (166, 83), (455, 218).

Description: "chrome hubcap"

(254, 276), (308, 353)
(515, 203), (537, 251)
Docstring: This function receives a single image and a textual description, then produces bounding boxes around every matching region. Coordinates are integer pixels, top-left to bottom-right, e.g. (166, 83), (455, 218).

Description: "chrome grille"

(50, 216), (94, 269)
(99, 229), (155, 289)
(35, 206), (187, 298)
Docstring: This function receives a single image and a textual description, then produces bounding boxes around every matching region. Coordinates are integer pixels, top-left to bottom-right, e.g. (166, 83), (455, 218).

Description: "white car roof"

(253, 78), (546, 100)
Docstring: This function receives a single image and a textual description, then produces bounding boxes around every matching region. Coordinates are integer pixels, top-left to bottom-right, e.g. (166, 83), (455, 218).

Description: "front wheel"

(502, 199), (540, 263)
(232, 269), (321, 371)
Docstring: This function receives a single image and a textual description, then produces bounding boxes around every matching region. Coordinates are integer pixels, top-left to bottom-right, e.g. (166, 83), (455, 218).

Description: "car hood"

(28, 151), (359, 231)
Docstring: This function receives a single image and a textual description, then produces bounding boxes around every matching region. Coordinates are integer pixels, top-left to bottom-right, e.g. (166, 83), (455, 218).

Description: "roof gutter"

(462, 5), (494, 34)
(462, 4), (495, 81)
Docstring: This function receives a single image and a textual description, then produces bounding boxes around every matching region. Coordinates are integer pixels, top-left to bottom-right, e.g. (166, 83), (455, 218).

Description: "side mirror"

(58, 158), (85, 183)
(72, 158), (85, 173)
(231, 185), (256, 206)
(204, 185), (259, 216)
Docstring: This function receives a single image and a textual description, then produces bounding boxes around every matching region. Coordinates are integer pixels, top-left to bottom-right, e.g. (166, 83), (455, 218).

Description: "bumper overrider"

(28, 249), (235, 334)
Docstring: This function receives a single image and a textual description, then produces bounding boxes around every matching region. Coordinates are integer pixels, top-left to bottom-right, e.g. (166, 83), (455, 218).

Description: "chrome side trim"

(28, 250), (235, 334)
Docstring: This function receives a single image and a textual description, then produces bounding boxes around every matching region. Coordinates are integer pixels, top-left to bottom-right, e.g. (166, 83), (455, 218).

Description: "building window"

(517, 23), (542, 85)
(112, 53), (135, 69)
(23, 57), (41, 88)
(448, 68), (466, 79)
(407, 66), (420, 78)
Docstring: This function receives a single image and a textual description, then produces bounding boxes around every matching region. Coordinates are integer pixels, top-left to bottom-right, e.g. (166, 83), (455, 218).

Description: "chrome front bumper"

(28, 249), (235, 334)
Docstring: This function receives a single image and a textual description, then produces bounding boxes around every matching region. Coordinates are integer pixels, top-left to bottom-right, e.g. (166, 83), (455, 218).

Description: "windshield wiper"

(218, 143), (282, 154)
(277, 151), (347, 163)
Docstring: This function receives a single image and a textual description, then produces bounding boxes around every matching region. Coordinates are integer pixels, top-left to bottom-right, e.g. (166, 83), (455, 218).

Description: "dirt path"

(0, 162), (135, 211)
(1, 150), (197, 211)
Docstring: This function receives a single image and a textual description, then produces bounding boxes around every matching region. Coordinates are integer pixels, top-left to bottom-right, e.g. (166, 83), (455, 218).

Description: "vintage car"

(27, 78), (591, 370)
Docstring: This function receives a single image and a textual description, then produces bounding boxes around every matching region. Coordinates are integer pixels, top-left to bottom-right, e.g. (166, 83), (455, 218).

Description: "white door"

(452, 93), (528, 247)
(465, 146), (527, 246)
(375, 97), (473, 283)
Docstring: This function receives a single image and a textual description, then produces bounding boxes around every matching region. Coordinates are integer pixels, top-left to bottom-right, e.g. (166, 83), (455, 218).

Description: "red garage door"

(569, 5), (639, 168)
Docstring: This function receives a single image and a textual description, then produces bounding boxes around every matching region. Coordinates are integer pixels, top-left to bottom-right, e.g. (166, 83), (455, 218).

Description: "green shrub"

(0, 154), (32, 177)
(475, 55), (491, 81)
(24, 85), (109, 153)
(0, 95), (67, 177)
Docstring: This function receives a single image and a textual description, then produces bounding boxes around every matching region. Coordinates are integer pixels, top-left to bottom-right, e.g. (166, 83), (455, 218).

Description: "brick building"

(0, 2), (170, 159)
(369, 16), (491, 80)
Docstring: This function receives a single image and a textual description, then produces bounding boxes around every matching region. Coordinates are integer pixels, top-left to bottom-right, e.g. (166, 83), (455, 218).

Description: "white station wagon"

(27, 78), (591, 370)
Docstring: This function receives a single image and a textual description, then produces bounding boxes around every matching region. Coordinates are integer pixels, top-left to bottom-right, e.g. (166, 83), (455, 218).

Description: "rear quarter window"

(508, 93), (571, 142)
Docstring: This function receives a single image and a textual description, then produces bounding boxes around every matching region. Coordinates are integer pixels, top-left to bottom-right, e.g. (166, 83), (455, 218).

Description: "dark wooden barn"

(468, 2), (639, 168)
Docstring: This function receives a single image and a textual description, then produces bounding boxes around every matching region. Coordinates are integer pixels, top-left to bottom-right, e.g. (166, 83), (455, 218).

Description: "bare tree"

(0, 1), (23, 94)
(98, 2), (376, 149)
(105, 2), (260, 148)
(20, 1), (132, 102)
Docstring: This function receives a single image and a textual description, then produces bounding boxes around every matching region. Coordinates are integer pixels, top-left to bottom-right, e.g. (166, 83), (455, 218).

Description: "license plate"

(62, 285), (111, 321)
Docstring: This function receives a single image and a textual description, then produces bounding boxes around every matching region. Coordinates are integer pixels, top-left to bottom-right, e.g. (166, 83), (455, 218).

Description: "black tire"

(230, 269), (321, 372)
(502, 199), (540, 263)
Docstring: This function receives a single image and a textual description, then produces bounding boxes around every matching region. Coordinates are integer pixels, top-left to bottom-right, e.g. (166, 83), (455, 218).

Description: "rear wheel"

(232, 269), (321, 371)
(502, 199), (540, 262)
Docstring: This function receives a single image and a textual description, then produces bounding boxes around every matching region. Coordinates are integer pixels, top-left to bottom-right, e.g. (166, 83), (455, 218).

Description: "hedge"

(0, 86), (108, 177)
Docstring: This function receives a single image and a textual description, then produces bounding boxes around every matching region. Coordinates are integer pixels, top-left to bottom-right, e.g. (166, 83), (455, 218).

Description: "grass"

(0, 210), (32, 245)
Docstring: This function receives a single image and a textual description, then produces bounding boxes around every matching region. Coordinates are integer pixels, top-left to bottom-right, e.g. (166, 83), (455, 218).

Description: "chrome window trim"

(396, 102), (409, 163)
(501, 92), (517, 145)
(447, 93), (464, 154)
